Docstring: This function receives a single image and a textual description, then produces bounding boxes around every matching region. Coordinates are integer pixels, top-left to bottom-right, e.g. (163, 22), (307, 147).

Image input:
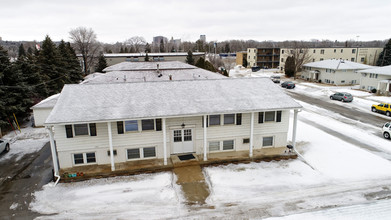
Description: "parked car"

(281, 81), (293, 88)
(329, 92), (353, 102)
(383, 122), (391, 139)
(251, 66), (261, 72)
(281, 81), (295, 89)
(0, 139), (10, 153)
(270, 76), (280, 83)
(371, 102), (391, 117)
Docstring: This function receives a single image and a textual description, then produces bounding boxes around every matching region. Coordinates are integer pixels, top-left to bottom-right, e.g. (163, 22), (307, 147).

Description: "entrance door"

(172, 129), (193, 154)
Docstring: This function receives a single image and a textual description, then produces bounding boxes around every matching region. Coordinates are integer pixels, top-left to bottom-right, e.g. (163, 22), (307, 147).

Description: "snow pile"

(1, 123), (48, 162)
(30, 173), (185, 220)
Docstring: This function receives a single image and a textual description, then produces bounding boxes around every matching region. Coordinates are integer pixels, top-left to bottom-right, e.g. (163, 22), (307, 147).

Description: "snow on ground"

(30, 173), (185, 220)
(0, 121), (48, 162)
(230, 66), (282, 78)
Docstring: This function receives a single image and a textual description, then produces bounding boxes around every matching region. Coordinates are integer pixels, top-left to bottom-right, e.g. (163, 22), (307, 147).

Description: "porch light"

(181, 123), (185, 128)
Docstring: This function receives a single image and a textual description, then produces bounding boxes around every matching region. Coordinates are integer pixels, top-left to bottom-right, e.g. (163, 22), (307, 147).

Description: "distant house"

(357, 65), (391, 95)
(103, 52), (205, 66)
(31, 94), (60, 127)
(45, 78), (302, 177)
(82, 61), (225, 84)
(302, 59), (372, 85)
(32, 61), (224, 127)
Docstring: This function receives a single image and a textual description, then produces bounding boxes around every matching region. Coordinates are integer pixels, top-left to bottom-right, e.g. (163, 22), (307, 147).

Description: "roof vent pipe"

(157, 64), (160, 73)
(123, 75), (126, 82)
(169, 75), (172, 80)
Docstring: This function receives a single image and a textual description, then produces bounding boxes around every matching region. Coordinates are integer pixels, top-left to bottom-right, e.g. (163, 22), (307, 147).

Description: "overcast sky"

(1, 0), (390, 43)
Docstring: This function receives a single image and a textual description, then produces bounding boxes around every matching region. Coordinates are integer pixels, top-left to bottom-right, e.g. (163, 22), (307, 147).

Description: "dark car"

(281, 81), (295, 89)
(330, 92), (353, 102)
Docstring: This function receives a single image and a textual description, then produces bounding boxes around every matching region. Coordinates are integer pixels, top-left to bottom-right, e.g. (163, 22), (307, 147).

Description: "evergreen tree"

(185, 50), (195, 65)
(223, 69), (229, 77)
(145, 43), (151, 53)
(145, 52), (150, 61)
(37, 35), (63, 96)
(65, 42), (84, 83)
(204, 60), (217, 72)
(16, 53), (44, 100)
(95, 54), (108, 72)
(18, 43), (26, 58)
(159, 39), (165, 52)
(27, 47), (34, 55)
(120, 47), (124, 53)
(377, 39), (391, 66)
(285, 56), (295, 77)
(195, 57), (206, 69)
(0, 45), (10, 127)
(124, 47), (129, 53)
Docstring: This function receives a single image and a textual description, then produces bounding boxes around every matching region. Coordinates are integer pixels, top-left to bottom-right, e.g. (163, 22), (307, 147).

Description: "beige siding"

(55, 110), (291, 168)
(33, 108), (53, 127)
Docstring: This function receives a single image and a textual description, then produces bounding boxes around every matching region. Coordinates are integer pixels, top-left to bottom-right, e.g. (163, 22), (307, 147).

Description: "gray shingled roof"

(31, 94), (60, 109)
(81, 69), (225, 84)
(357, 65), (391, 76)
(103, 61), (197, 72)
(45, 78), (302, 125)
(303, 59), (372, 70)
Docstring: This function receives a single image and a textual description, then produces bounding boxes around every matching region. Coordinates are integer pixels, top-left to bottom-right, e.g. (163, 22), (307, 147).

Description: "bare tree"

(124, 36), (146, 53)
(69, 27), (100, 74)
(288, 42), (312, 78)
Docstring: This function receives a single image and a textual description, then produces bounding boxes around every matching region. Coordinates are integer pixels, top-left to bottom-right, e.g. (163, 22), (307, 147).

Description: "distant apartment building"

(200, 35), (206, 42)
(153, 36), (168, 45)
(246, 48), (280, 69)
(240, 47), (382, 71)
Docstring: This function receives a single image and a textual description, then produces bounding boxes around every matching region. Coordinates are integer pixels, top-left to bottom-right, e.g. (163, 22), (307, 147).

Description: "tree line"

(0, 35), (83, 129)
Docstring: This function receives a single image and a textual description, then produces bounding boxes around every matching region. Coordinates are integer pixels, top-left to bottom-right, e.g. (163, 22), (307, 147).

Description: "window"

(127, 149), (140, 159)
(351, 58), (355, 62)
(143, 147), (156, 158)
(320, 58), (324, 61)
(223, 140), (234, 150)
(334, 49), (336, 53)
(174, 130), (182, 142)
(209, 141), (220, 151)
(352, 49), (356, 53)
(224, 114), (235, 125)
(107, 150), (117, 156)
(74, 124), (88, 136)
(341, 80), (345, 83)
(184, 129), (192, 141)
(74, 153), (84, 164)
(320, 50), (325, 54)
(209, 115), (220, 125)
(361, 57), (365, 62)
(282, 50), (284, 54)
(209, 140), (235, 152)
(86, 152), (96, 163)
(341, 49), (343, 53)
(125, 120), (138, 131)
(313, 49), (316, 53)
(281, 58), (284, 62)
(243, 138), (250, 144)
(262, 137), (274, 147)
(142, 119), (155, 130)
(313, 59), (315, 62)
(73, 152), (96, 165)
(265, 111), (275, 122)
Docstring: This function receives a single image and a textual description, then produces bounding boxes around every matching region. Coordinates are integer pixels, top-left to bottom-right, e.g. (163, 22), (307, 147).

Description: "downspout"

(203, 115), (207, 161)
(291, 109), (316, 170)
(249, 112), (254, 157)
(107, 122), (115, 171)
(162, 118), (167, 165)
(47, 126), (61, 186)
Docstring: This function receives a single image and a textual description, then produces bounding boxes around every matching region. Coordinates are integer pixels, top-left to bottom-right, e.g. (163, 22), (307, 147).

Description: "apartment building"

(247, 48), (280, 69)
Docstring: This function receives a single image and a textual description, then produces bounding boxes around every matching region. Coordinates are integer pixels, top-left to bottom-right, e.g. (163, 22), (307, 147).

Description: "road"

(0, 143), (52, 219)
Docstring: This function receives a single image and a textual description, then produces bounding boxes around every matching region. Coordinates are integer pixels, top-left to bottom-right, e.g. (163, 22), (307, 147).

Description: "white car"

(0, 139), (10, 153)
(383, 122), (391, 139)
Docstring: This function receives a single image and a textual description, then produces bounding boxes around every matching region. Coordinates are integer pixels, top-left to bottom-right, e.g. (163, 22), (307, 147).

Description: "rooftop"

(103, 61), (197, 72)
(45, 78), (302, 125)
(357, 65), (391, 76)
(303, 59), (373, 70)
(103, 52), (205, 58)
(31, 94), (60, 109)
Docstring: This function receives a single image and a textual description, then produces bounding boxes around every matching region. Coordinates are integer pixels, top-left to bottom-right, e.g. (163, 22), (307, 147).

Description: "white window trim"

(208, 140), (235, 152)
(124, 120), (140, 132)
(141, 119), (156, 131)
(126, 146), (157, 161)
(73, 124), (90, 136)
(262, 136), (274, 148)
(223, 114), (236, 125)
(261, 111), (280, 123)
(73, 152), (97, 166)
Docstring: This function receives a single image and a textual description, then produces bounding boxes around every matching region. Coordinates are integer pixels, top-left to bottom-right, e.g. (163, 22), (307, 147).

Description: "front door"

(172, 129), (193, 154)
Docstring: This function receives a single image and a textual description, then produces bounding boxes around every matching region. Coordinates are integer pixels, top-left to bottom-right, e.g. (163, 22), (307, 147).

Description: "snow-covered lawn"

(0, 122), (48, 162)
(30, 173), (185, 220)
